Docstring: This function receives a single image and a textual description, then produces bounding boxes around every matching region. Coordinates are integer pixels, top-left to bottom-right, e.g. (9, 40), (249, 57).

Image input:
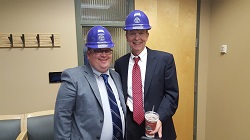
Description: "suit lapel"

(84, 65), (103, 107)
(120, 54), (130, 99)
(144, 48), (157, 96)
(110, 70), (127, 115)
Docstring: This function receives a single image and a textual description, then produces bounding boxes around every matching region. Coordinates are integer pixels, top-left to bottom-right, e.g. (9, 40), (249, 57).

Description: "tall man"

(114, 10), (179, 140)
(54, 26), (126, 140)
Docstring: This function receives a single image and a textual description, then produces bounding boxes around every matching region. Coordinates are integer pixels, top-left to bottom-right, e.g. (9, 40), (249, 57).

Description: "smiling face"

(87, 48), (113, 73)
(126, 29), (149, 56)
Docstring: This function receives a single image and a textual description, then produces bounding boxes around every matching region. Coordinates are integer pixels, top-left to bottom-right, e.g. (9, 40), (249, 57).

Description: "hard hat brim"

(123, 25), (151, 31)
(85, 43), (114, 49)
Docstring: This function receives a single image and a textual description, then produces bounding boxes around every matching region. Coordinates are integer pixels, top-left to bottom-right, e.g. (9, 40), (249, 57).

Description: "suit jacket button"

(100, 119), (103, 123)
(96, 136), (100, 139)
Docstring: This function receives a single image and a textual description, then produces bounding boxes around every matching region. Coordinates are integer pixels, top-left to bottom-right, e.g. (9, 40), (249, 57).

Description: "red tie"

(132, 57), (144, 125)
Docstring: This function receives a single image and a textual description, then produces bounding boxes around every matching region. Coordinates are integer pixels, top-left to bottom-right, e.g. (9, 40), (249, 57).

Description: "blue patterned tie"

(101, 74), (123, 140)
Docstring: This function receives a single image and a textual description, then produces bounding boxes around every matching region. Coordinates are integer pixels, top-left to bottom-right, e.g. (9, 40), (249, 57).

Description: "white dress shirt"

(92, 68), (125, 140)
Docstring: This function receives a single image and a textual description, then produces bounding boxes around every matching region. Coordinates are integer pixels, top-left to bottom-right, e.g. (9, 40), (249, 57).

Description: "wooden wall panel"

(135, 0), (197, 139)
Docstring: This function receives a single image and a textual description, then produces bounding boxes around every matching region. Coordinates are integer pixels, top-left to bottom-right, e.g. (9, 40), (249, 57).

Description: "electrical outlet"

(220, 45), (227, 54)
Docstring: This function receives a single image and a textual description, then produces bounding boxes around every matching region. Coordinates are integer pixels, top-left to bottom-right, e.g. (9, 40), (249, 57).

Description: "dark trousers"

(126, 109), (145, 140)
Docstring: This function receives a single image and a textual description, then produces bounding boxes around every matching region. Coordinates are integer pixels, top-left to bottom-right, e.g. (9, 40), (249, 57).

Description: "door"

(135, 0), (197, 139)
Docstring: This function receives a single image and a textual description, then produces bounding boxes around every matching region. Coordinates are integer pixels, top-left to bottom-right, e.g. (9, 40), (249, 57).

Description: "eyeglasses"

(90, 49), (113, 55)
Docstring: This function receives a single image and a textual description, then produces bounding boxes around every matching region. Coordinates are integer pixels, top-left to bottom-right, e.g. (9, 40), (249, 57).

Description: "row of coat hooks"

(0, 33), (60, 48)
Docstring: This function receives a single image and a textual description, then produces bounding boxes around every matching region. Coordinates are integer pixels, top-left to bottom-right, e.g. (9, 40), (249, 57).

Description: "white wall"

(198, 0), (250, 139)
(197, 0), (210, 139)
(0, 0), (78, 114)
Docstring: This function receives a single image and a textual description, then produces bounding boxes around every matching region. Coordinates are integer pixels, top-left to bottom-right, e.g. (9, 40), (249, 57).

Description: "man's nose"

(135, 33), (140, 39)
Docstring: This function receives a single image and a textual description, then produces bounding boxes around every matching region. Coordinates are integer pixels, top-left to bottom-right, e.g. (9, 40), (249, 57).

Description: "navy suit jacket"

(114, 47), (179, 140)
(54, 64), (126, 140)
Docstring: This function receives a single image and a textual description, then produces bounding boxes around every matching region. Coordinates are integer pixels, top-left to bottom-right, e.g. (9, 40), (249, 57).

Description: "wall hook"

(8, 34), (13, 47)
(36, 34), (40, 47)
(50, 34), (54, 47)
(20, 34), (25, 47)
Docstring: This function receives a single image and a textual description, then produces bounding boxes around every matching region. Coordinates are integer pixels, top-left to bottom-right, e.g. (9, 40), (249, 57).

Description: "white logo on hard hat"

(97, 29), (105, 42)
(134, 17), (140, 23)
(98, 33), (105, 42)
(134, 13), (141, 16)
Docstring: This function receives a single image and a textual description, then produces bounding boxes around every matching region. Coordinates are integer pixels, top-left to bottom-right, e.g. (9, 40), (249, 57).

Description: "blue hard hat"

(85, 26), (114, 49)
(124, 10), (151, 31)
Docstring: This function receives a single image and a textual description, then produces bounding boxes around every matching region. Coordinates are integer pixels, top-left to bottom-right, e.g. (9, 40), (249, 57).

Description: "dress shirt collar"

(130, 47), (147, 62)
(91, 67), (110, 77)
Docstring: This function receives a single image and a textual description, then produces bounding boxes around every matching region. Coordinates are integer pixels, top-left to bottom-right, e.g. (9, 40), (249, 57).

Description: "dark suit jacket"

(114, 47), (179, 140)
(54, 64), (126, 140)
